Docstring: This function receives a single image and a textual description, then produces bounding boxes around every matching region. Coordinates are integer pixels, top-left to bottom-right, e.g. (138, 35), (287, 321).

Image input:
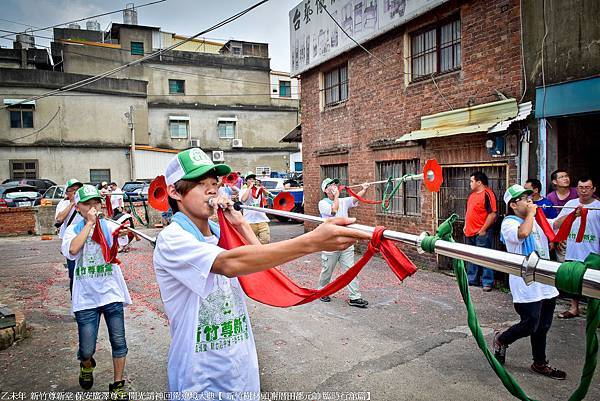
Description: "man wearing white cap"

(493, 184), (565, 380)
(55, 178), (83, 294)
(318, 177), (370, 308)
(152, 148), (370, 396)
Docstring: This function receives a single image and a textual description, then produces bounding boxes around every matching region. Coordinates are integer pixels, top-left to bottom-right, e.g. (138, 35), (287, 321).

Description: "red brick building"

(292, 0), (527, 268)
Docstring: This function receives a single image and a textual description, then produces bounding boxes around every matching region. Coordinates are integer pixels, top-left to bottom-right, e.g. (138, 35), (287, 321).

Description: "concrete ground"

(0, 221), (598, 400)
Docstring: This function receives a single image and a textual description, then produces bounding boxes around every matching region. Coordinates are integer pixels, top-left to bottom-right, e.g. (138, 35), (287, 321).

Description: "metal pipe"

(234, 203), (600, 299)
(539, 204), (600, 210)
(344, 170), (434, 189)
(98, 213), (156, 245)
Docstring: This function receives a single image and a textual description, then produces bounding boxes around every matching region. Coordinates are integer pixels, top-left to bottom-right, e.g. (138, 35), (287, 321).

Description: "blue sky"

(0, 0), (300, 71)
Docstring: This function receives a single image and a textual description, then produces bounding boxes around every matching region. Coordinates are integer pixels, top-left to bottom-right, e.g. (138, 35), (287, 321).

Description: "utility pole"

(125, 106), (135, 180)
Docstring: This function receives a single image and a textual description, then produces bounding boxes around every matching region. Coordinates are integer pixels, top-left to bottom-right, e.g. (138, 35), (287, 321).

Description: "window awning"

(488, 101), (532, 133)
(3, 99), (36, 107)
(168, 115), (190, 121)
(396, 98), (518, 142)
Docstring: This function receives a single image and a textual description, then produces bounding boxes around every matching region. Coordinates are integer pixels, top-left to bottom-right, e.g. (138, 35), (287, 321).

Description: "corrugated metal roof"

(397, 99), (518, 142)
(488, 101), (532, 133)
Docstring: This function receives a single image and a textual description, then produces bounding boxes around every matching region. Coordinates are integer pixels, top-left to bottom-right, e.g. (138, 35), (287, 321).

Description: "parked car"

(122, 181), (149, 201)
(41, 185), (66, 206)
(261, 178), (304, 222)
(1, 179), (55, 195)
(128, 183), (149, 202)
(0, 184), (42, 207)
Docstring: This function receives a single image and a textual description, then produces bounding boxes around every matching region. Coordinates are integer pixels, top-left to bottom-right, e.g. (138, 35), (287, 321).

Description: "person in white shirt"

(318, 178), (370, 308)
(552, 176), (600, 319)
(61, 185), (132, 398)
(54, 178), (83, 295)
(494, 184), (565, 380)
(152, 148), (370, 397)
(239, 174), (270, 244)
(109, 182), (124, 215)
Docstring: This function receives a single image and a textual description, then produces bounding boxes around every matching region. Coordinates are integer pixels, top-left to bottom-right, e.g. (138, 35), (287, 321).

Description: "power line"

(9, 106), (61, 142)
(316, 0), (387, 67)
(0, 29), (54, 41)
(0, 0), (169, 40)
(60, 46), (299, 88)
(0, 17), (51, 32)
(0, 0), (271, 110)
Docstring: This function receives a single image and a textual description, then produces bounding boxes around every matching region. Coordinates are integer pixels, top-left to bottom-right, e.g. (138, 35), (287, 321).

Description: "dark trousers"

(498, 297), (556, 364)
(465, 232), (494, 287)
(66, 258), (76, 296)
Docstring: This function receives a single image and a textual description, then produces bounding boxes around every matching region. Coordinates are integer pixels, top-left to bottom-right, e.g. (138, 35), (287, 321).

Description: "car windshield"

(5, 191), (39, 199)
(123, 183), (143, 191)
(261, 181), (279, 189)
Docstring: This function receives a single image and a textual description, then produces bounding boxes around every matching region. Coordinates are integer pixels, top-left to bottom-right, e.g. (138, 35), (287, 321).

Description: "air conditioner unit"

(190, 139), (200, 147)
(231, 138), (243, 148)
(212, 150), (225, 162)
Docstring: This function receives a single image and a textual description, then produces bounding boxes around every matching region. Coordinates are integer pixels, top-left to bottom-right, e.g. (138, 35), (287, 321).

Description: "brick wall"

(300, 0), (523, 268)
(0, 208), (37, 236)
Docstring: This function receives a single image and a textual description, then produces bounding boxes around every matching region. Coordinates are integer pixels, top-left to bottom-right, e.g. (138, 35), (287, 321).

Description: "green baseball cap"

(503, 184), (533, 205)
(165, 148), (231, 185)
(74, 184), (102, 204)
(65, 178), (82, 190)
(321, 178), (339, 193)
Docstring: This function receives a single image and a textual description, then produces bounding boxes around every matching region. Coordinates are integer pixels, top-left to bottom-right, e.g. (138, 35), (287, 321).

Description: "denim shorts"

(74, 302), (128, 360)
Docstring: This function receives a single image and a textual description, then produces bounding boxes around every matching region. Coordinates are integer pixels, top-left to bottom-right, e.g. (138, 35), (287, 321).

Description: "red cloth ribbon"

(534, 207), (587, 243)
(105, 194), (113, 217)
(338, 185), (381, 204)
(216, 209), (417, 307)
(251, 186), (268, 208)
(91, 218), (125, 264)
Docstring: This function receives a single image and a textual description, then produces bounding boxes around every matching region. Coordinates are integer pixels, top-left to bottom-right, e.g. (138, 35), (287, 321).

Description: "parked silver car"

(42, 185), (66, 206)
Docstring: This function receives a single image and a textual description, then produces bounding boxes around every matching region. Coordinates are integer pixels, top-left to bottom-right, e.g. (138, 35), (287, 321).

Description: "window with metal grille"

(130, 41), (144, 55)
(168, 79), (185, 94)
(90, 169), (111, 183)
(410, 16), (461, 81)
(376, 159), (421, 215)
(323, 63), (348, 107)
(218, 121), (235, 139)
(320, 164), (348, 197)
(256, 167), (271, 176)
(10, 160), (37, 179)
(9, 108), (34, 128)
(169, 120), (189, 138)
(279, 80), (291, 97)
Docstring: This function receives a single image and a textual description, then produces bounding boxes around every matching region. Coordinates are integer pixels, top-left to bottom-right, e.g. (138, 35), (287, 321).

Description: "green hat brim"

(77, 194), (102, 204)
(510, 188), (533, 202)
(181, 163), (231, 181)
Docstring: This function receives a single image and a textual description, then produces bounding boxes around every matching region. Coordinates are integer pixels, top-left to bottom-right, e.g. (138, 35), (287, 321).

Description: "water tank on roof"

(14, 33), (35, 49)
(86, 20), (101, 31)
(68, 23), (81, 29)
(123, 3), (138, 25)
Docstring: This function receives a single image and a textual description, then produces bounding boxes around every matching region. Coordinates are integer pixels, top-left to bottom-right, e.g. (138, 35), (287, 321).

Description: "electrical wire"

(0, 0), (271, 110)
(9, 106), (61, 142)
(316, 0), (387, 67)
(0, 0), (168, 40)
(0, 17), (51, 32)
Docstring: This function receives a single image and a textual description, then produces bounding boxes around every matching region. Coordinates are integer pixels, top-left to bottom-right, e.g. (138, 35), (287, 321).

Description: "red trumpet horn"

(423, 159), (443, 192)
(148, 175), (170, 212)
(222, 172), (239, 185)
(272, 192), (295, 212)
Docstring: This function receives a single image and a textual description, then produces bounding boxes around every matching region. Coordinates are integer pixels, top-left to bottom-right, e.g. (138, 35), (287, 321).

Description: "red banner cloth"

(338, 185), (382, 205)
(104, 194), (113, 218)
(215, 208), (417, 307)
(91, 218), (125, 264)
(534, 207), (587, 243)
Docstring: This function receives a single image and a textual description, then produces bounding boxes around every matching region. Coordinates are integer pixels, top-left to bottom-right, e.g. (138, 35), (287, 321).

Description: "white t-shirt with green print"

(557, 199), (600, 262)
(153, 221), (260, 396)
(61, 220), (132, 313)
